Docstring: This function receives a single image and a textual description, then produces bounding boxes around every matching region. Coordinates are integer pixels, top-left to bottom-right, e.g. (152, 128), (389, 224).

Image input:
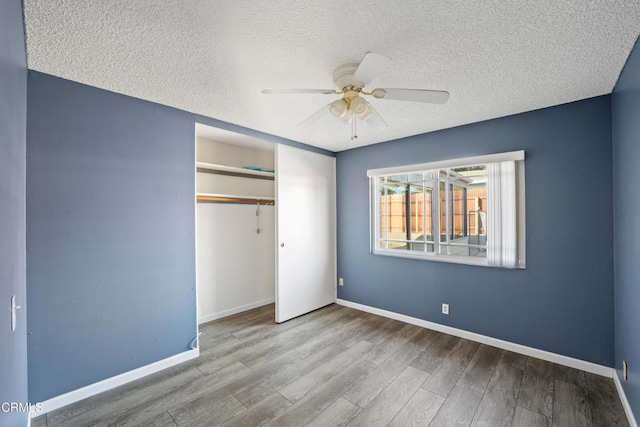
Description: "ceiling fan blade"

(372, 88), (450, 104)
(296, 104), (330, 128)
(352, 52), (392, 86)
(364, 102), (387, 131)
(262, 88), (337, 95)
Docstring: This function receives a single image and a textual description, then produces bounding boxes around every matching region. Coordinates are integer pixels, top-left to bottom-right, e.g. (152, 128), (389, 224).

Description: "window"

(369, 151), (525, 268)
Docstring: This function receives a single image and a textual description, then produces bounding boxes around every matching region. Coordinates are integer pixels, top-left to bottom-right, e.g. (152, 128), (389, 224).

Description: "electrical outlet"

(623, 360), (628, 380)
(442, 303), (449, 315)
(338, 277), (344, 286)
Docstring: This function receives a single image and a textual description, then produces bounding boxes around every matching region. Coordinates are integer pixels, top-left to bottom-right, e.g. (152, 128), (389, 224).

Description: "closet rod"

(196, 195), (275, 205)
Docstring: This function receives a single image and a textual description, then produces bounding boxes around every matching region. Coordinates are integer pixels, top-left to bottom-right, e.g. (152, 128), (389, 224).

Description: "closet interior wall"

(196, 136), (275, 323)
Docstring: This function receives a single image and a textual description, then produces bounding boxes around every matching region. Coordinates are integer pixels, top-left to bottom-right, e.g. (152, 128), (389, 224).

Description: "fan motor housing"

(333, 63), (362, 90)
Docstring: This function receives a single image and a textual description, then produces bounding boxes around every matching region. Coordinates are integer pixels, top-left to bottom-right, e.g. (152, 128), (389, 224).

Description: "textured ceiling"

(24, 0), (640, 152)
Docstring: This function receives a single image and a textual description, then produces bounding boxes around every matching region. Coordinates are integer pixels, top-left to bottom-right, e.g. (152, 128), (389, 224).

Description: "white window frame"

(368, 150), (526, 268)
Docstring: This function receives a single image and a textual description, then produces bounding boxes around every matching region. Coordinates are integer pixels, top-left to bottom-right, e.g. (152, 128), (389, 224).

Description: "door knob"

(280, 243), (285, 247)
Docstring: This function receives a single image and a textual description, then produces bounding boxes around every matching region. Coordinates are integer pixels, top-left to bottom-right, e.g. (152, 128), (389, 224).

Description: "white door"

(275, 144), (336, 323)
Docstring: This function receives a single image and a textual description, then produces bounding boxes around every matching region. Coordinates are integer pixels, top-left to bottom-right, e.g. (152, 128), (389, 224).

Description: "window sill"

(372, 249), (525, 269)
(372, 248), (490, 267)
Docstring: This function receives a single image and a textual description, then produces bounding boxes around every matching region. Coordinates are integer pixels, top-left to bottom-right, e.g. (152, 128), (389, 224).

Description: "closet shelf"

(197, 193), (275, 205)
(196, 162), (275, 180)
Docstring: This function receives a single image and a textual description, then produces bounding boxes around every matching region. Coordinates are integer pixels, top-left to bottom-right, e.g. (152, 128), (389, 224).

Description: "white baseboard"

(198, 298), (275, 324)
(32, 348), (199, 417)
(336, 299), (613, 378)
(613, 369), (638, 427)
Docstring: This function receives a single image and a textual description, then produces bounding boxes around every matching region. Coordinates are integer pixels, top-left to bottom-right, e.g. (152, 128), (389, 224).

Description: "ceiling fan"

(262, 52), (450, 140)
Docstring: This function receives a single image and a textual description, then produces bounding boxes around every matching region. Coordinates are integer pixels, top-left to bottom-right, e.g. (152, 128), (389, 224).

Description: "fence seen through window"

(378, 166), (487, 257)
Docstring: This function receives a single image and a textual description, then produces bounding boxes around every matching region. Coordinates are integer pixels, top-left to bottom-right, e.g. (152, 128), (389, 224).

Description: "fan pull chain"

(256, 202), (261, 234)
(351, 112), (358, 140)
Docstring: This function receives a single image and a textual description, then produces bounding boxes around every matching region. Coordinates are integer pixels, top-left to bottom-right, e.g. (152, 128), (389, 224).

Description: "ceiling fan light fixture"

(358, 107), (373, 121)
(338, 111), (352, 123)
(350, 96), (368, 117)
(263, 52), (449, 138)
(351, 97), (373, 121)
(329, 99), (348, 119)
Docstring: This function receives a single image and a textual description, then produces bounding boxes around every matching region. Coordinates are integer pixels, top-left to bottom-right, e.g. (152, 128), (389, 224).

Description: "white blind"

(487, 160), (517, 268)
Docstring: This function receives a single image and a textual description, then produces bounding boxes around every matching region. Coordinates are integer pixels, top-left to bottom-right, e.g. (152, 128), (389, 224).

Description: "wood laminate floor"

(34, 304), (629, 427)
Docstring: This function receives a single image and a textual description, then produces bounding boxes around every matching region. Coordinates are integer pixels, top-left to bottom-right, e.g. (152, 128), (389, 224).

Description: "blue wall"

(337, 96), (614, 366)
(0, 0), (29, 426)
(613, 36), (640, 418)
(27, 72), (197, 402)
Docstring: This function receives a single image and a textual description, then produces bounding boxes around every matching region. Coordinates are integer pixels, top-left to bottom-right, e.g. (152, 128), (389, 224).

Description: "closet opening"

(194, 123), (276, 326)
(194, 121), (337, 334)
